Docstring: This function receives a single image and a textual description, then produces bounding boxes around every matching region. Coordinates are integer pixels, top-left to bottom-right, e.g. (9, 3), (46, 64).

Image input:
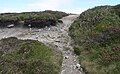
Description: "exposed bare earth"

(0, 15), (84, 74)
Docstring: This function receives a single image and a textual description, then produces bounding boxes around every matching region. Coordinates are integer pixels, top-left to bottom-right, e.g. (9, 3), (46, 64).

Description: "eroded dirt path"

(0, 15), (84, 74)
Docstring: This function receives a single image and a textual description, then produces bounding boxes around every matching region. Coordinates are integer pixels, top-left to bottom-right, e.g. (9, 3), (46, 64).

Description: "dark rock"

(58, 20), (63, 23)
(0, 19), (19, 28)
(24, 18), (57, 28)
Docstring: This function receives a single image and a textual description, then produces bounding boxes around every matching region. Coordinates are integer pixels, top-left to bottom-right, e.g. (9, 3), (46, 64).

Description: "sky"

(0, 0), (120, 14)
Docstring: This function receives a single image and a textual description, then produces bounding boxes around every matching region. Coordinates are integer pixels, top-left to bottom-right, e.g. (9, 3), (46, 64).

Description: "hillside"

(0, 37), (62, 74)
(69, 4), (120, 74)
(0, 10), (68, 28)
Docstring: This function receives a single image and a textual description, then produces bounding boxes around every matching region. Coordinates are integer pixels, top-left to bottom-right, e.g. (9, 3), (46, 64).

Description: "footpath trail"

(0, 15), (84, 74)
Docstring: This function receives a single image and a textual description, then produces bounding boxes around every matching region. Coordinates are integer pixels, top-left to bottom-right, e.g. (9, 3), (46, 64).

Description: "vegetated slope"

(0, 37), (62, 74)
(0, 10), (68, 28)
(69, 4), (120, 74)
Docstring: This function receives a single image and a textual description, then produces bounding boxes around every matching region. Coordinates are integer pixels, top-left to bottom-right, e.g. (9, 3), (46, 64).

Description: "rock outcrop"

(0, 19), (19, 27)
(24, 18), (57, 28)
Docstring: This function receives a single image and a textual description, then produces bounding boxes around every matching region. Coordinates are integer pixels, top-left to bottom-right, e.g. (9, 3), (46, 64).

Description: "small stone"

(38, 29), (41, 32)
(80, 67), (83, 71)
(36, 36), (39, 39)
(55, 39), (60, 42)
(64, 56), (69, 59)
(28, 24), (31, 27)
(76, 63), (81, 69)
(48, 28), (51, 30)
(73, 59), (76, 62)
(29, 28), (32, 31)
(7, 24), (14, 28)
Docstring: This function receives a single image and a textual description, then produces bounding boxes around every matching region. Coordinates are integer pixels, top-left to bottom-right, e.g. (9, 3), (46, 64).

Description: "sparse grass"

(0, 37), (62, 74)
(69, 5), (120, 74)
